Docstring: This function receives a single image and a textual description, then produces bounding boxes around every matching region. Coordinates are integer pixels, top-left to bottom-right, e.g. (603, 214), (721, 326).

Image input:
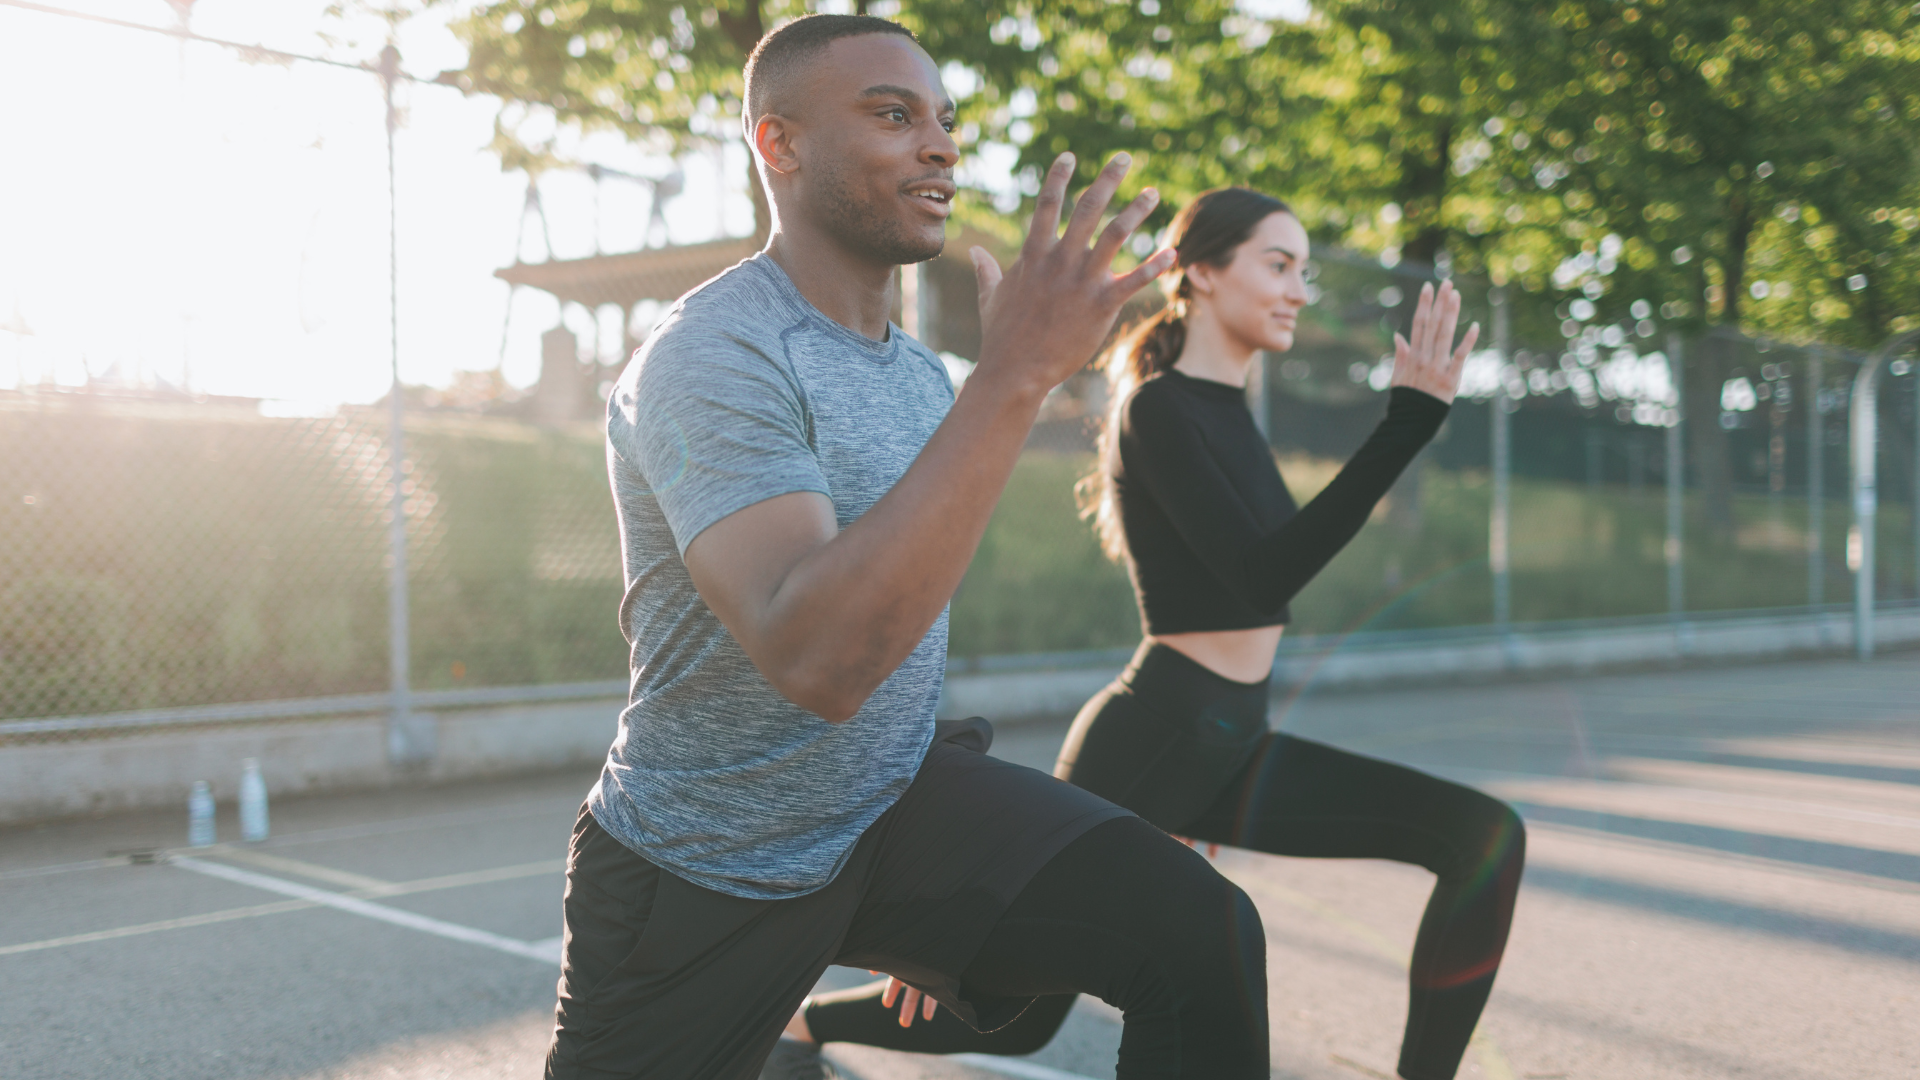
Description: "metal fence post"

(1848, 331), (1920, 659)
(379, 44), (427, 764)
(1807, 346), (1824, 607)
(1490, 288), (1511, 635)
(1665, 334), (1685, 639)
(1852, 353), (1880, 660)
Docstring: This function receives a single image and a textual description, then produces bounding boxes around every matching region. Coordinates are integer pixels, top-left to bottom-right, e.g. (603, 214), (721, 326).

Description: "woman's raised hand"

(1390, 280), (1480, 404)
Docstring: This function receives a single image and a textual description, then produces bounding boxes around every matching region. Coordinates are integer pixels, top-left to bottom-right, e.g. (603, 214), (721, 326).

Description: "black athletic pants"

(546, 721), (1268, 1080)
(806, 643), (1525, 1080)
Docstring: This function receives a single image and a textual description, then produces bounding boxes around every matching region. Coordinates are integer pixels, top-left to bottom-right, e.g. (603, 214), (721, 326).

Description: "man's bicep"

(683, 491), (839, 651)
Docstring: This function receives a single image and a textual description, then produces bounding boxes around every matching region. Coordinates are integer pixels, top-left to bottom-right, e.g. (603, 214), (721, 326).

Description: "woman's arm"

(1239, 387), (1447, 610)
(1125, 281), (1476, 615)
(1123, 387), (1445, 612)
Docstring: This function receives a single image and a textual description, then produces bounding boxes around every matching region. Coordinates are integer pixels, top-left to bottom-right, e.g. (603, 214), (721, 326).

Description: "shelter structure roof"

(494, 236), (761, 310)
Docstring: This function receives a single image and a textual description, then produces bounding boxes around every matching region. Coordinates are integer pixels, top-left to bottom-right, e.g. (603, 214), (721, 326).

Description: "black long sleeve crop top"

(1110, 370), (1449, 634)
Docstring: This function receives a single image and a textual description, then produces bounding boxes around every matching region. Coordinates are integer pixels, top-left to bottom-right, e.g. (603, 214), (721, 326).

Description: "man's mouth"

(905, 179), (956, 213)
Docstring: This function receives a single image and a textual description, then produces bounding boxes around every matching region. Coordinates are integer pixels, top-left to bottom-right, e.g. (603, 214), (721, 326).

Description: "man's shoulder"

(662, 255), (802, 338)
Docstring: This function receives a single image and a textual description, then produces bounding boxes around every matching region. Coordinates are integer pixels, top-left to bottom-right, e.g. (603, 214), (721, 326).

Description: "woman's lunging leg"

(1180, 733), (1525, 1080)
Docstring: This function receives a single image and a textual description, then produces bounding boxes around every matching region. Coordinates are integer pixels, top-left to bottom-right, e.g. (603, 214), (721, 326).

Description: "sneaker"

(757, 1038), (842, 1080)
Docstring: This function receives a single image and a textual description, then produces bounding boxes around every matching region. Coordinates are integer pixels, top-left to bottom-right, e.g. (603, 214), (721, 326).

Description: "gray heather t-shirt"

(588, 253), (955, 900)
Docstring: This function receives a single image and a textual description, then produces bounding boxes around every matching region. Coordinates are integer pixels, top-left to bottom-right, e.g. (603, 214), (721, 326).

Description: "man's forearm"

(753, 368), (1047, 720)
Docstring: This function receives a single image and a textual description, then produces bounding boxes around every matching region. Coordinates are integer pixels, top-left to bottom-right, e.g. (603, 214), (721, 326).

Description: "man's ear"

(754, 114), (801, 176)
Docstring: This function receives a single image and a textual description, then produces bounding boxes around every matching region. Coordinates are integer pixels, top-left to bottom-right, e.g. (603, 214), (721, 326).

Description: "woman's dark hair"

(1079, 187), (1293, 560)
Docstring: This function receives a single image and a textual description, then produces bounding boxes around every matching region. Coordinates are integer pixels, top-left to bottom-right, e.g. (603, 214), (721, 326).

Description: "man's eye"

(886, 107), (908, 122)
(941, 119), (956, 132)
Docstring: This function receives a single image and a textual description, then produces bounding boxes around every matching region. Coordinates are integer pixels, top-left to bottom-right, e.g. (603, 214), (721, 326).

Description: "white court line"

(949, 1055), (1100, 1080)
(0, 899), (316, 957)
(173, 857), (557, 964)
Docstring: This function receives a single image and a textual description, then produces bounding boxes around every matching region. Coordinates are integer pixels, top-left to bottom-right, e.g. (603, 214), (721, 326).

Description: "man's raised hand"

(968, 152), (1177, 398)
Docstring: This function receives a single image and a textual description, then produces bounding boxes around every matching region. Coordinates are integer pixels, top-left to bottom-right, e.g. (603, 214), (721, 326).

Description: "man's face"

(784, 34), (958, 265)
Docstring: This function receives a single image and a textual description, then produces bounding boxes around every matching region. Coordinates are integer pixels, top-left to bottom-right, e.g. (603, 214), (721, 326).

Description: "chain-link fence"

(0, 395), (628, 726)
(4, 4), (1916, 744)
(1261, 256), (1920, 639)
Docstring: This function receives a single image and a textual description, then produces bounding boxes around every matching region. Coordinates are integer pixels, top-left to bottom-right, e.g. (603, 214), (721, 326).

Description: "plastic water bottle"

(239, 758), (269, 843)
(187, 781), (216, 848)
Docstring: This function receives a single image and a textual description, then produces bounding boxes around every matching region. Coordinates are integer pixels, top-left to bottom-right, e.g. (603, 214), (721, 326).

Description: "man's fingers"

(1021, 154), (1076, 259)
(1061, 153), (1132, 251)
(971, 246), (1003, 311)
(1091, 186), (1161, 267)
(897, 987), (921, 1028)
(880, 978), (900, 1009)
(1110, 247), (1177, 296)
(922, 993), (938, 1022)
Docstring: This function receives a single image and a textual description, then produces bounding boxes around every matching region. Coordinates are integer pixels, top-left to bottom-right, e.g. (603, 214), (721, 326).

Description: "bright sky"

(0, 0), (754, 409)
(0, 1), (1310, 410)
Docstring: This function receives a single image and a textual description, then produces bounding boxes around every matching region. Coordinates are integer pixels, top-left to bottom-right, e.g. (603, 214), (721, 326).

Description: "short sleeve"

(610, 328), (830, 555)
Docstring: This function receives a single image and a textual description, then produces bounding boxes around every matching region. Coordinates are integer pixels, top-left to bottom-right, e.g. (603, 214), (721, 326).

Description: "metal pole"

(378, 44), (424, 764)
(170, 0), (194, 394)
(1807, 347), (1824, 607)
(1665, 334), (1685, 635)
(1851, 353), (1881, 660)
(1490, 288), (1511, 633)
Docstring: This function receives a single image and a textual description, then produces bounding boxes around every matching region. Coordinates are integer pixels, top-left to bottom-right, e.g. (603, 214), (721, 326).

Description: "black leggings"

(806, 643), (1525, 1080)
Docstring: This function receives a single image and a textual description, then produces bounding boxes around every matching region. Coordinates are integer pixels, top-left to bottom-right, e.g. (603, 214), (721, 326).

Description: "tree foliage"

(438, 0), (1918, 351)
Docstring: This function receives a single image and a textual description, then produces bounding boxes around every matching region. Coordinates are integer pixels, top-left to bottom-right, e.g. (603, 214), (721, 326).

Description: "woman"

(780, 188), (1524, 1080)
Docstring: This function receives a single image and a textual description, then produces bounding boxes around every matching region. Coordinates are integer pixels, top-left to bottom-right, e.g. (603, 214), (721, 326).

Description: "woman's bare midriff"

(1152, 625), (1285, 685)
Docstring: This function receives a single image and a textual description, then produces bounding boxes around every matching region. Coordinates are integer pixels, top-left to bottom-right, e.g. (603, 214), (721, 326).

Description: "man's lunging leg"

(959, 816), (1269, 1079)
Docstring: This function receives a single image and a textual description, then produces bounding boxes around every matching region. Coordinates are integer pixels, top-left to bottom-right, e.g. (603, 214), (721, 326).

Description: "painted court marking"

(0, 898), (319, 957)
(171, 857), (559, 963)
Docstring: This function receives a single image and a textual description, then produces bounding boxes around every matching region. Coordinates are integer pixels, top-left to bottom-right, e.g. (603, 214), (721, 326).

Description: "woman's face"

(1188, 211), (1312, 354)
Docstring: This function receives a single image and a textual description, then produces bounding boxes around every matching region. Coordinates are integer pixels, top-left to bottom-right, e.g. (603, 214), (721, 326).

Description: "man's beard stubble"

(811, 156), (947, 266)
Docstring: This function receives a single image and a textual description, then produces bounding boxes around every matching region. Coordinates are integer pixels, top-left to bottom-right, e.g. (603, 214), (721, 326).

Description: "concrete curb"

(7, 606), (1915, 826)
(0, 698), (622, 826)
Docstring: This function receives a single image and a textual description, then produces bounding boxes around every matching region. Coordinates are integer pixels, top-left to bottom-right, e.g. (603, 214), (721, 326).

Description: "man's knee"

(1127, 831), (1265, 993)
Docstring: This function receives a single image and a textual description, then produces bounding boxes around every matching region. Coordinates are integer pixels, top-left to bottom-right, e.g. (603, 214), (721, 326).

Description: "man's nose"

(922, 124), (959, 168)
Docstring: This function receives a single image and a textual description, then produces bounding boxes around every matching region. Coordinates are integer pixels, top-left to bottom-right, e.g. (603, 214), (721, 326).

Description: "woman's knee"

(1440, 787), (1526, 876)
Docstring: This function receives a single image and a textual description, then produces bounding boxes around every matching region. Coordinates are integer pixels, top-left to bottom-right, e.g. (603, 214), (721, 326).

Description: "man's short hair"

(743, 14), (917, 137)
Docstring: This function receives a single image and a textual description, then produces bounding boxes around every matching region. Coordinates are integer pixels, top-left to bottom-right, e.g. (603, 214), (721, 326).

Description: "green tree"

(1471, 0), (1920, 527)
(437, 0), (1209, 237)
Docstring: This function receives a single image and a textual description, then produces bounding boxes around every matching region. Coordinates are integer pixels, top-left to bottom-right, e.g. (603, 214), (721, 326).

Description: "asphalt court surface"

(3, 652), (1917, 1079)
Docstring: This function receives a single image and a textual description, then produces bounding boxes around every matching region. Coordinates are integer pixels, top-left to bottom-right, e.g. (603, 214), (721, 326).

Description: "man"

(546, 15), (1270, 1080)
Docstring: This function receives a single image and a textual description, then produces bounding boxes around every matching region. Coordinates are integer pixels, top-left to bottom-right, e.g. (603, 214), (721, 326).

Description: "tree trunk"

(1684, 201), (1753, 536)
(718, 1), (770, 241)
(1684, 330), (1737, 535)
(1383, 120), (1454, 535)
